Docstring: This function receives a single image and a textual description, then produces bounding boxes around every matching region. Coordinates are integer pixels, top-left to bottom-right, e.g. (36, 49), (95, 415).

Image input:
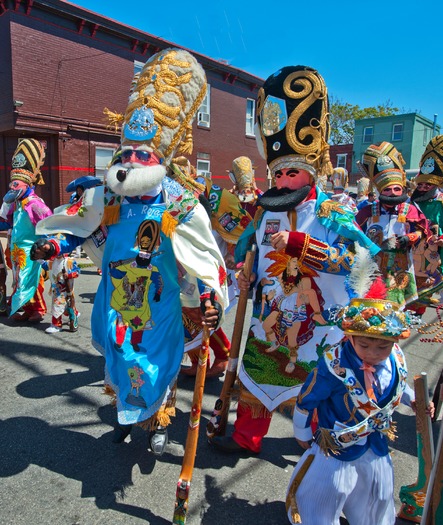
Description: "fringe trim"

(238, 382), (272, 419)
(315, 427), (340, 456)
(177, 124), (194, 155)
(103, 384), (117, 406)
(161, 211), (178, 237)
(102, 204), (121, 226)
(386, 421), (397, 441)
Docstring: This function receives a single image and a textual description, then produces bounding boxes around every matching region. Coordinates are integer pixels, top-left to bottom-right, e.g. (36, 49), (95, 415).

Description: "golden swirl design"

(283, 70), (328, 161)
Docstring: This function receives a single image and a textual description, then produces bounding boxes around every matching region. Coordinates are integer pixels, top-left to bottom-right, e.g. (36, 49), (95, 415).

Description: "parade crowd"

(1, 51), (442, 524)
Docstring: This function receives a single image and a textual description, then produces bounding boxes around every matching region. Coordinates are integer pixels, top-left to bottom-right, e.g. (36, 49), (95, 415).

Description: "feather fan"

(346, 243), (381, 298)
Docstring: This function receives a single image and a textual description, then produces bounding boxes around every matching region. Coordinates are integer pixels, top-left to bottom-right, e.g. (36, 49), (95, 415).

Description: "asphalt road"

(0, 261), (442, 525)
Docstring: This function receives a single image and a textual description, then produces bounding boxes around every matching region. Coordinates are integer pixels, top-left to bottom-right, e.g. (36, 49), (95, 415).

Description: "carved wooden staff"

(172, 301), (212, 525)
(206, 244), (256, 439)
(421, 409), (443, 525)
(398, 373), (434, 522)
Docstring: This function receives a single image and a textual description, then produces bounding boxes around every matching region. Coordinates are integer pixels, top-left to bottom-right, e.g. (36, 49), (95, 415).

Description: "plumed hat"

(228, 156), (257, 202)
(256, 65), (332, 178)
(362, 141), (406, 192)
(416, 135), (443, 186)
(10, 138), (45, 186)
(334, 245), (415, 340)
(106, 49), (207, 166)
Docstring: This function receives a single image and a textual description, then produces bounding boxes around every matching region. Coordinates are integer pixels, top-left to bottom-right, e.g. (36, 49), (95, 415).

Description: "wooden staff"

(398, 373), (435, 522)
(172, 301), (212, 525)
(206, 244), (256, 439)
(422, 410), (443, 525)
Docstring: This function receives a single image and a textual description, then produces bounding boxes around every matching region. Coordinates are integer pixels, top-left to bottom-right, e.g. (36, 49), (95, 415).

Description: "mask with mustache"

(411, 186), (438, 203)
(258, 185), (312, 212)
(379, 190), (409, 207)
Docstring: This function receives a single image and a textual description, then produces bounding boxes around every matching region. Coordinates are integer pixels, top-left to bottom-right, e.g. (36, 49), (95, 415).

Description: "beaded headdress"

(10, 138), (45, 186)
(334, 244), (416, 340)
(416, 135), (443, 186)
(256, 65), (333, 179)
(228, 156), (257, 202)
(104, 48), (207, 166)
(362, 141), (406, 193)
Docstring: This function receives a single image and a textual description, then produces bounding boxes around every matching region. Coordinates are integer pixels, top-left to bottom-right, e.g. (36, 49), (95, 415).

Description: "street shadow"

(0, 414), (169, 524)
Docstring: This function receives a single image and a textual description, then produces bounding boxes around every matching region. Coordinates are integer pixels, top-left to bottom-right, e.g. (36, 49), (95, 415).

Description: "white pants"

(287, 443), (395, 525)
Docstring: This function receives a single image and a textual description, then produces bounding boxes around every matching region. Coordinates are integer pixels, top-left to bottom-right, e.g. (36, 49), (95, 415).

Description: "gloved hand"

(200, 289), (222, 330)
(30, 238), (56, 260)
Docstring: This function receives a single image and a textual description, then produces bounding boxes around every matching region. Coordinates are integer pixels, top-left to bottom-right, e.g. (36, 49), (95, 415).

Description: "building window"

(246, 98), (255, 136)
(392, 123), (403, 141)
(363, 126), (373, 143)
(196, 159), (211, 178)
(198, 84), (211, 128)
(95, 147), (116, 180)
(336, 154), (347, 169)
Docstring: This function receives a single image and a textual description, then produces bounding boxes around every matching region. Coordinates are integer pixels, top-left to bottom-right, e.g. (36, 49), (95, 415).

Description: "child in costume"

(31, 49), (227, 456)
(286, 246), (434, 525)
(0, 139), (52, 323)
(44, 251), (80, 333)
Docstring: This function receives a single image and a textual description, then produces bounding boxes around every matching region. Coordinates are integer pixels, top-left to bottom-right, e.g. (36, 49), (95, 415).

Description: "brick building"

(0, 0), (268, 209)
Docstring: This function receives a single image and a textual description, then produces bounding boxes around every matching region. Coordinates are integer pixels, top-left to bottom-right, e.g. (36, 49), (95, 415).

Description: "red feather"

(365, 276), (387, 300)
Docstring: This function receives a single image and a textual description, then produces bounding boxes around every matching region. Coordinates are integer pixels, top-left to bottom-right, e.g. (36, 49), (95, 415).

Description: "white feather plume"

(348, 243), (380, 297)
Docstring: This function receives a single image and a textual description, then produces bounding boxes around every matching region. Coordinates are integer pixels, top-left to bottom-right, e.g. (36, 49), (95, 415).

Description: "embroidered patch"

(262, 219), (280, 245)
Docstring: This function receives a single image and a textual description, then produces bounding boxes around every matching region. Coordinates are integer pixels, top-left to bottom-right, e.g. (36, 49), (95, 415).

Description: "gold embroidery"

(317, 200), (347, 218)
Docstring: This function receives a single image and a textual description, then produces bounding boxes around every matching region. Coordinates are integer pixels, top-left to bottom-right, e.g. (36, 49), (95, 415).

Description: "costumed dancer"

(228, 156), (263, 218)
(0, 139), (52, 322)
(44, 247), (80, 333)
(286, 246), (434, 525)
(356, 173), (371, 203)
(170, 156), (252, 378)
(410, 135), (443, 308)
(330, 166), (348, 191)
(31, 48), (227, 455)
(209, 65), (379, 455)
(356, 142), (430, 309)
(330, 184), (357, 213)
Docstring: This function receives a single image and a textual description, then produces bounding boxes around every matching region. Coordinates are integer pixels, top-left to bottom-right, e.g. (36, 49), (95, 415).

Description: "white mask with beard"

(106, 161), (166, 197)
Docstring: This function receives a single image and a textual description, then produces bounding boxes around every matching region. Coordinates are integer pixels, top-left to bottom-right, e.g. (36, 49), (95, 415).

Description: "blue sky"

(67, 0), (443, 125)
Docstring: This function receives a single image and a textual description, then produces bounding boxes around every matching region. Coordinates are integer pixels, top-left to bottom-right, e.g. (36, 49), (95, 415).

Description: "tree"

(329, 97), (400, 145)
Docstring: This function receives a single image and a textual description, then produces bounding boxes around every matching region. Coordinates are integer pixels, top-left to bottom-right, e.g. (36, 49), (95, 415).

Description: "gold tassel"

(101, 204), (121, 226)
(316, 427), (339, 456)
(161, 211), (178, 237)
(319, 144), (334, 177)
(103, 107), (124, 132)
(177, 125), (194, 155)
(35, 171), (45, 186)
(386, 422), (397, 441)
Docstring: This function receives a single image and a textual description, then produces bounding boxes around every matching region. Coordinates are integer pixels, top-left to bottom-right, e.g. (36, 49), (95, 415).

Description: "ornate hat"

(117, 48), (206, 165)
(362, 141), (406, 192)
(256, 65), (332, 178)
(228, 156), (256, 202)
(333, 244), (416, 340)
(10, 139), (45, 186)
(416, 135), (443, 186)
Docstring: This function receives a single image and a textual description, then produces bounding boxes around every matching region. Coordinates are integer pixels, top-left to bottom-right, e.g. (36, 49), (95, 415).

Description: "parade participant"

(44, 249), (80, 334)
(286, 248), (434, 525)
(209, 65), (379, 455)
(330, 166), (348, 191)
(330, 184), (357, 213)
(31, 49), (227, 455)
(228, 156), (263, 218)
(356, 173), (371, 203)
(169, 157), (252, 377)
(0, 139), (52, 322)
(410, 135), (443, 306)
(0, 238), (7, 315)
(356, 191), (375, 211)
(356, 142), (429, 309)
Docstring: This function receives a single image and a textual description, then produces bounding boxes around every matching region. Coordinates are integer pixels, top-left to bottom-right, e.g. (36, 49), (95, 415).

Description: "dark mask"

(411, 186), (437, 203)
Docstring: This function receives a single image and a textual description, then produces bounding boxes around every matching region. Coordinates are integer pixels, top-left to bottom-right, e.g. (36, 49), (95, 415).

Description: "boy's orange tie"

(360, 362), (377, 402)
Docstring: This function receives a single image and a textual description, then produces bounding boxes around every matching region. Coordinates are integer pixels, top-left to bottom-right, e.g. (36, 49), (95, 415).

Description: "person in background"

(0, 139), (52, 323)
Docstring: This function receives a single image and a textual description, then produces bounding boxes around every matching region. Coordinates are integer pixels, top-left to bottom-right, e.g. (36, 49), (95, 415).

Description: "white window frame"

(336, 154), (347, 169)
(197, 84), (211, 128)
(392, 123), (403, 141)
(363, 126), (374, 143)
(196, 159), (211, 178)
(95, 147), (116, 180)
(246, 98), (255, 136)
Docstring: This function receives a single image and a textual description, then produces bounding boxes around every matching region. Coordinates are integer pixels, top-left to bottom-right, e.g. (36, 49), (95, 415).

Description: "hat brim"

(66, 176), (102, 193)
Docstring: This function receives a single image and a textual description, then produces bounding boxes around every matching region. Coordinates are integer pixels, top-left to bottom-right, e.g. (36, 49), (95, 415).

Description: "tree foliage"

(329, 96), (400, 145)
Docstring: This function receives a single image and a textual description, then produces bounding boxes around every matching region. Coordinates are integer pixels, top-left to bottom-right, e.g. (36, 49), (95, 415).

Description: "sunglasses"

(121, 150), (152, 162)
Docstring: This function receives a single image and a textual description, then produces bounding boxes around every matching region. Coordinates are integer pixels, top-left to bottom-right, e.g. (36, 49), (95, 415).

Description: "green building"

(353, 113), (440, 178)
